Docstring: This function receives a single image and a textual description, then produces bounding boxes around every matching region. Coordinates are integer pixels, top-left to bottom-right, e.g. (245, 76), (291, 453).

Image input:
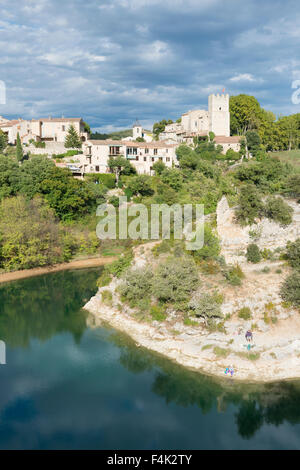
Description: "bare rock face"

(216, 196), (300, 263)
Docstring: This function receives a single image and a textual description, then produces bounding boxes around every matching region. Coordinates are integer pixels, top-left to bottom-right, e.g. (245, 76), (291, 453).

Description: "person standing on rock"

(245, 330), (253, 343)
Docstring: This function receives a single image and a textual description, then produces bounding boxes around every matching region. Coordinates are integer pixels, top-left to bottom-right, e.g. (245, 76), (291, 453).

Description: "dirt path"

(0, 256), (116, 285)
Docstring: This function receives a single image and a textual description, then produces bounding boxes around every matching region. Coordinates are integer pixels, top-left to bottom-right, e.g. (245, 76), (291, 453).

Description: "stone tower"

(132, 119), (143, 140)
(208, 94), (230, 137)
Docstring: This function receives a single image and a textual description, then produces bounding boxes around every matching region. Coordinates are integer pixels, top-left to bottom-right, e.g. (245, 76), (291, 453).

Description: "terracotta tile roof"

(30, 118), (82, 123)
(0, 120), (21, 128)
(214, 136), (242, 143)
(87, 139), (177, 149)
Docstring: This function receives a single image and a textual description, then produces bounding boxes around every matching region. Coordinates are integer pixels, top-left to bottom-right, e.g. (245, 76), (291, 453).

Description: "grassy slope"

(269, 149), (300, 171)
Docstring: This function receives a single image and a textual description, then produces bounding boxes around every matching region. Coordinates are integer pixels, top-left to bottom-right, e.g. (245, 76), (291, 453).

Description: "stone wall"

(27, 142), (78, 156)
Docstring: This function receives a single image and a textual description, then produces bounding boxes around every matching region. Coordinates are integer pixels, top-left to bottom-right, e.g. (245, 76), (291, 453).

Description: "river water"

(0, 268), (300, 450)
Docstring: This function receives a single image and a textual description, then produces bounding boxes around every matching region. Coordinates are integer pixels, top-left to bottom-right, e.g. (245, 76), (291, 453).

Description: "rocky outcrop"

(217, 196), (300, 263)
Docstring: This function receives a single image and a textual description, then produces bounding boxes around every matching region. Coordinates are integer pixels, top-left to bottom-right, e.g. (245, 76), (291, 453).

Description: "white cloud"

(229, 73), (258, 83)
(142, 40), (171, 62)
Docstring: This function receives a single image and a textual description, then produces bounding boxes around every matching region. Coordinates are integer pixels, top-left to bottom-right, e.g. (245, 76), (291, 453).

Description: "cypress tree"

(16, 133), (23, 162)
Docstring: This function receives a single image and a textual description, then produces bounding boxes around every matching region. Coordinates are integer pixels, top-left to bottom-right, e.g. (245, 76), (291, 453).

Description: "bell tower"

(208, 94), (230, 137)
(132, 119), (143, 140)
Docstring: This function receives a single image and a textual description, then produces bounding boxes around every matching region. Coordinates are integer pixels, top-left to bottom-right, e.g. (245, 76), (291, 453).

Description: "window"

(151, 157), (155, 162)
(127, 147), (137, 155)
(144, 157), (147, 161)
(62, 125), (65, 132)
(154, 149), (158, 155)
(95, 166), (99, 172)
(166, 157), (170, 162)
(109, 146), (121, 155)
(145, 148), (149, 154)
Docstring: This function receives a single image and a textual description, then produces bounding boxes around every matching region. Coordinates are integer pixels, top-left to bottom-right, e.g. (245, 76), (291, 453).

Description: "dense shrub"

(192, 225), (220, 262)
(108, 196), (120, 208)
(84, 173), (116, 189)
(284, 174), (300, 201)
(246, 243), (262, 263)
(280, 272), (300, 308)
(264, 196), (293, 226)
(108, 250), (134, 278)
(189, 291), (223, 325)
(127, 175), (154, 197)
(151, 256), (199, 302)
(152, 160), (166, 175)
(285, 239), (300, 269)
(160, 169), (183, 191)
(150, 304), (167, 322)
(119, 267), (153, 307)
(234, 158), (289, 193)
(224, 264), (245, 286)
(0, 195), (63, 271)
(238, 307), (252, 320)
(152, 240), (172, 257)
(97, 173), (116, 189)
(235, 184), (264, 225)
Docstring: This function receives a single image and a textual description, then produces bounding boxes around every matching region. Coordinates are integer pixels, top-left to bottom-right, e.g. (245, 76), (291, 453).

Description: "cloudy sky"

(0, 0), (300, 131)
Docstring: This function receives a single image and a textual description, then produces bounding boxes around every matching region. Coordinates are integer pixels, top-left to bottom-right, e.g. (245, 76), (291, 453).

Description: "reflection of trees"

(109, 329), (300, 440)
(235, 401), (264, 439)
(109, 332), (156, 374)
(0, 268), (102, 348)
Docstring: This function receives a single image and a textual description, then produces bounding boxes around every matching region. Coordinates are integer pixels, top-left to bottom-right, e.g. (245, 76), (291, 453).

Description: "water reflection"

(0, 268), (101, 347)
(108, 328), (300, 440)
(0, 269), (300, 448)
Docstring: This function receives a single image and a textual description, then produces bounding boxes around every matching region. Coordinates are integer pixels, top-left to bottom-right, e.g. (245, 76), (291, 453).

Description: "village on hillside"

(0, 93), (242, 177)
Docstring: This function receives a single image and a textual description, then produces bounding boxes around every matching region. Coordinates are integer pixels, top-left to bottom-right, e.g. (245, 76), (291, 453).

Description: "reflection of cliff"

(109, 329), (300, 440)
(0, 268), (102, 348)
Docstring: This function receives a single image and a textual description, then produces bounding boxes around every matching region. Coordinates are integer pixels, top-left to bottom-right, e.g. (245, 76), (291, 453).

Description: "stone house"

(80, 139), (178, 175)
(0, 117), (89, 145)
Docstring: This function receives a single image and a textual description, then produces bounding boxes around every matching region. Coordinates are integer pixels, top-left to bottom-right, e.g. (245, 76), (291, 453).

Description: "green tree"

(280, 271), (300, 308)
(161, 169), (183, 191)
(16, 133), (24, 162)
(246, 130), (261, 157)
(189, 291), (223, 325)
(0, 130), (8, 153)
(285, 239), (300, 269)
(19, 156), (97, 220)
(83, 121), (91, 135)
(0, 195), (63, 271)
(153, 119), (173, 138)
(152, 160), (166, 175)
(0, 155), (20, 200)
(108, 156), (131, 184)
(127, 175), (154, 196)
(230, 94), (263, 135)
(235, 184), (264, 225)
(64, 124), (82, 149)
(264, 196), (293, 226)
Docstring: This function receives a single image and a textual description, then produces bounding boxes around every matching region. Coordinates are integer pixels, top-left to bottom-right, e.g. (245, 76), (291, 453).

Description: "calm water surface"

(0, 268), (300, 450)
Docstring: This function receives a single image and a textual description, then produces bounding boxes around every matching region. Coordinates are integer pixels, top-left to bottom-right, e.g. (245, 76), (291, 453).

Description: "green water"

(1, 268), (300, 450)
